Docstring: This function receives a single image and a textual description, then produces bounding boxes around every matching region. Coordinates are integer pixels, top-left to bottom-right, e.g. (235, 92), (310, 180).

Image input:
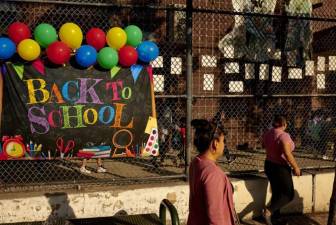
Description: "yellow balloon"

(106, 27), (127, 50)
(59, 22), (83, 49)
(17, 39), (41, 61)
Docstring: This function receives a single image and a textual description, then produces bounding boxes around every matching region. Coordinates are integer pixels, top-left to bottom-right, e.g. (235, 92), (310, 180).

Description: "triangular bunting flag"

(12, 64), (24, 80)
(130, 64), (143, 83)
(32, 59), (45, 75)
(110, 66), (121, 79)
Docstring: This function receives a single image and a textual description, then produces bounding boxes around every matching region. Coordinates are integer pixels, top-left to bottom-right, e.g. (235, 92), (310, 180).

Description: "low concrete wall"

(0, 184), (189, 224)
(232, 176), (269, 220)
(0, 171), (333, 224)
(314, 171), (335, 212)
(273, 173), (313, 214)
(233, 173), (313, 220)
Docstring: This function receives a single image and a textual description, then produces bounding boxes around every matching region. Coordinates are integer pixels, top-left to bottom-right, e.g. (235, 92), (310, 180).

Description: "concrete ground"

(0, 146), (334, 193)
(241, 213), (328, 225)
(0, 213), (330, 225)
(180, 213), (329, 225)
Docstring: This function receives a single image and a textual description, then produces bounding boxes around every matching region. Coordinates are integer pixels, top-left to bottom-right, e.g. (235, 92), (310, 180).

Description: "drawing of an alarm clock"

(2, 135), (26, 159)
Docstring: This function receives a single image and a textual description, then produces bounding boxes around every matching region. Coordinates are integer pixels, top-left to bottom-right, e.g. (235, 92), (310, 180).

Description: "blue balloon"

(136, 41), (159, 63)
(75, 45), (97, 67)
(0, 37), (16, 60)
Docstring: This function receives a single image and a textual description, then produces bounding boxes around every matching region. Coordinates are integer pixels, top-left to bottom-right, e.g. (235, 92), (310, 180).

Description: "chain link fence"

(192, 0), (336, 174)
(0, 0), (335, 192)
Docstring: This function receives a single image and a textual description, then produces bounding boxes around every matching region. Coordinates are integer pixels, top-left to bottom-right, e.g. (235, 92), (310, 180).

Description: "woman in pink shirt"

(187, 119), (239, 225)
(262, 115), (301, 225)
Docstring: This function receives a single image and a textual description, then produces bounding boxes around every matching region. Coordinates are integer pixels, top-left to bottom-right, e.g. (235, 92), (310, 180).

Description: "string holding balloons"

(1, 22), (159, 68)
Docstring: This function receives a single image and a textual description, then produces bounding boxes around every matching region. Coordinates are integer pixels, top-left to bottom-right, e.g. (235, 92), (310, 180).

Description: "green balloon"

(34, 23), (57, 48)
(125, 25), (143, 47)
(97, 47), (119, 69)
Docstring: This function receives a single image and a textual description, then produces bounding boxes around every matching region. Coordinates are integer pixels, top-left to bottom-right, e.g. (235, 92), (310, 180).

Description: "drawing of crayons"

(36, 144), (42, 151)
(30, 140), (34, 151)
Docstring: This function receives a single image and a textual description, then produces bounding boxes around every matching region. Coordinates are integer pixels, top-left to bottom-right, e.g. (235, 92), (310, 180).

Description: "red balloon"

(86, 28), (106, 51)
(118, 46), (138, 67)
(46, 41), (71, 65)
(7, 22), (31, 44)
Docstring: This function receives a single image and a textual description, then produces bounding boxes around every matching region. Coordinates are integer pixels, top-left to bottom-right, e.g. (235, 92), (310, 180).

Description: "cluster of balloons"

(0, 22), (159, 69)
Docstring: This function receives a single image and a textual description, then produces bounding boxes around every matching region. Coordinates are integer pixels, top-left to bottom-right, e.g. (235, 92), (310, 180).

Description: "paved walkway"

(241, 213), (328, 225)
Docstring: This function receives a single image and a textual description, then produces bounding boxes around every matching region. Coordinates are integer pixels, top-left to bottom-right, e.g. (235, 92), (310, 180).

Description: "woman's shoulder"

(263, 127), (275, 136)
(278, 132), (293, 142)
(191, 156), (216, 169)
(201, 165), (229, 187)
(201, 162), (225, 178)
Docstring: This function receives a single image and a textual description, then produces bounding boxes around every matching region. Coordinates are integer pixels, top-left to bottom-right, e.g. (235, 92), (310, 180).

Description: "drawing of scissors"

(56, 137), (75, 159)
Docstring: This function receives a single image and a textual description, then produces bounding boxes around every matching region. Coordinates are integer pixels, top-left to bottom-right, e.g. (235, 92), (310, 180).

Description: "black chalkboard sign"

(0, 62), (159, 160)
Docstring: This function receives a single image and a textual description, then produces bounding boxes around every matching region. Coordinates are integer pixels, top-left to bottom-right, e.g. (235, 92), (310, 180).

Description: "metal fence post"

(185, 0), (193, 181)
